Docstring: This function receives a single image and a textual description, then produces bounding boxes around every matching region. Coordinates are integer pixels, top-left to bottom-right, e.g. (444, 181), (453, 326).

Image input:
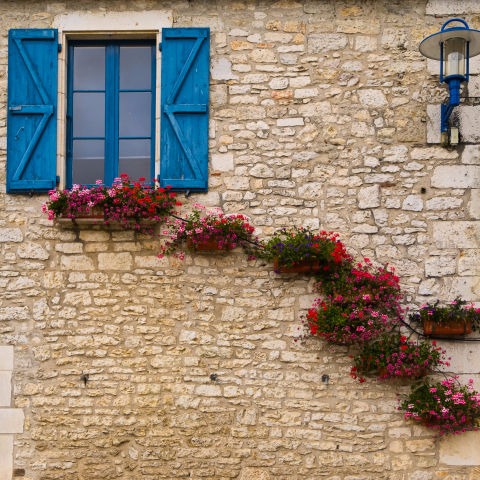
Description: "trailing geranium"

(307, 259), (403, 345)
(307, 293), (400, 345)
(42, 174), (179, 230)
(401, 377), (480, 435)
(319, 258), (402, 305)
(159, 204), (257, 259)
(351, 333), (447, 381)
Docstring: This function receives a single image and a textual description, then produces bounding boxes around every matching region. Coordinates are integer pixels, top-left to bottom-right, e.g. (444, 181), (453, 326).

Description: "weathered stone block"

(0, 373), (11, 407)
(440, 431), (480, 465)
(358, 185), (380, 209)
(276, 117), (304, 127)
(410, 146), (458, 160)
(211, 153), (234, 172)
(60, 255), (95, 271)
(433, 221), (480, 248)
(442, 276), (479, 300)
(238, 468), (271, 480)
(426, 0), (480, 15)
(0, 229), (22, 243)
(211, 57), (238, 80)
(307, 33), (348, 52)
(0, 435), (13, 480)
(17, 242), (49, 259)
(462, 145), (480, 165)
(0, 409), (23, 433)
(470, 189), (480, 219)
(0, 347), (13, 371)
(431, 165), (480, 188)
(426, 197), (463, 210)
(402, 195), (423, 212)
(55, 243), (83, 254)
(358, 89), (387, 108)
(98, 253), (133, 271)
(425, 256), (456, 277)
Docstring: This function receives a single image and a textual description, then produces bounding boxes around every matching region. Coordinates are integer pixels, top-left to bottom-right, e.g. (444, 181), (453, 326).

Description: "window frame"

(66, 39), (157, 187)
(54, 10), (172, 189)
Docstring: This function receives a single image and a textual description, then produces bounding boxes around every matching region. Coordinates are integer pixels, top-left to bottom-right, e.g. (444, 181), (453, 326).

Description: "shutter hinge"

(158, 42), (162, 52)
(56, 175), (60, 186)
(58, 43), (62, 53)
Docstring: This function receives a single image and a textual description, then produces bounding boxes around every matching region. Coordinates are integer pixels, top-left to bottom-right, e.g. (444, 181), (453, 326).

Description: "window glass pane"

(73, 92), (105, 137)
(73, 46), (105, 90)
(119, 92), (151, 137)
(120, 46), (152, 90)
(119, 139), (151, 181)
(72, 140), (105, 184)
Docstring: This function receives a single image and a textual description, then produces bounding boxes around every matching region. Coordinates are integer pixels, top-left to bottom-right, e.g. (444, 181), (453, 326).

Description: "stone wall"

(0, 0), (479, 479)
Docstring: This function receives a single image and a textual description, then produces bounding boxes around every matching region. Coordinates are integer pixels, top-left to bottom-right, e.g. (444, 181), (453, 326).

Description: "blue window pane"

(74, 47), (105, 90)
(73, 140), (105, 184)
(119, 139), (151, 181)
(73, 92), (105, 137)
(68, 40), (155, 187)
(120, 46), (151, 89)
(119, 92), (151, 137)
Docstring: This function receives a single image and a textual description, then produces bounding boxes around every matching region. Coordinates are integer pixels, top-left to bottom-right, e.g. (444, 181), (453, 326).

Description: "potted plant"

(258, 227), (352, 274)
(401, 377), (480, 435)
(159, 205), (257, 259)
(42, 174), (179, 231)
(409, 297), (480, 337)
(351, 333), (447, 381)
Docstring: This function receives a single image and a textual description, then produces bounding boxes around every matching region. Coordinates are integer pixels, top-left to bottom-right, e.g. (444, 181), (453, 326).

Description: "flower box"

(409, 297), (480, 337)
(423, 318), (473, 336)
(257, 227), (352, 277)
(43, 175), (178, 229)
(55, 207), (105, 226)
(186, 237), (233, 252)
(160, 208), (256, 258)
(273, 258), (323, 273)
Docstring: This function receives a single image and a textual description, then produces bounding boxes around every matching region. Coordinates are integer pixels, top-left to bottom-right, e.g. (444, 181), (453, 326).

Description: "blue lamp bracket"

(439, 19), (470, 136)
(419, 17), (480, 145)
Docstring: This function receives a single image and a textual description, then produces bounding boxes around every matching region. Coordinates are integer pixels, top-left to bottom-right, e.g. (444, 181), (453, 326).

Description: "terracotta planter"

(75, 207), (105, 218)
(423, 319), (473, 336)
(56, 207), (105, 225)
(273, 258), (323, 273)
(377, 366), (427, 380)
(187, 238), (232, 252)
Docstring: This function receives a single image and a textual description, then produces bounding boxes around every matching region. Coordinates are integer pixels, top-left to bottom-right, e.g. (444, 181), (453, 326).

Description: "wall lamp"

(419, 18), (480, 145)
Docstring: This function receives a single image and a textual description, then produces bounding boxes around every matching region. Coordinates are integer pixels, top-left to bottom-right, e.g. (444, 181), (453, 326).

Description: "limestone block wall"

(0, 0), (479, 479)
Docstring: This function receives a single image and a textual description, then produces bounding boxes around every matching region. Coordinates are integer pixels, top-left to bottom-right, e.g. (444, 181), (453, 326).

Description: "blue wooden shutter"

(7, 29), (58, 193)
(160, 28), (210, 191)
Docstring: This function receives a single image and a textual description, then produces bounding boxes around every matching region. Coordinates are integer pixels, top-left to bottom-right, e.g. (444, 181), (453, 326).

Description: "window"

(7, 27), (210, 193)
(67, 41), (155, 186)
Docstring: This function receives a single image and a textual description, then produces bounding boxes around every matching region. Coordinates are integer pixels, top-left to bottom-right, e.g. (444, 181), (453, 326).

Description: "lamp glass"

(443, 37), (467, 77)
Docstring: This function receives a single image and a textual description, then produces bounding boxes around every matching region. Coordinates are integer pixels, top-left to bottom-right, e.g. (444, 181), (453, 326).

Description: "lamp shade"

(419, 20), (480, 60)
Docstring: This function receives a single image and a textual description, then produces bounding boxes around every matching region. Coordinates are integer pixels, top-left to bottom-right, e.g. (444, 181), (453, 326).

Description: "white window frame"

(53, 10), (173, 188)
